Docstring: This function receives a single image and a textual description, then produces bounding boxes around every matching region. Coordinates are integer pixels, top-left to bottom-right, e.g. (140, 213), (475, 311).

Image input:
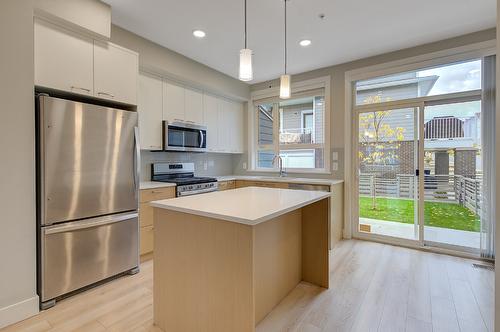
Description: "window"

(253, 87), (328, 172)
(355, 59), (482, 105)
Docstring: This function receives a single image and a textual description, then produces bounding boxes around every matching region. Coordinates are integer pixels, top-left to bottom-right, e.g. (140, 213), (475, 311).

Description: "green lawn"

(359, 197), (480, 232)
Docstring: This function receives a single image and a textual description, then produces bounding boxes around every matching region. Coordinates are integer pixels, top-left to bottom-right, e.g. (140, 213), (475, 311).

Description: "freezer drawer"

(40, 212), (139, 303)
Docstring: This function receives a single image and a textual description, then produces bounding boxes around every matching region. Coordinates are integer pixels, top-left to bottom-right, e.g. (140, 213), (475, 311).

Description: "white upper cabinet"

(203, 94), (219, 151)
(34, 18), (138, 105)
(94, 41), (138, 105)
(35, 18), (94, 96)
(163, 81), (185, 123)
(218, 100), (233, 152)
(231, 102), (244, 153)
(184, 88), (203, 124)
(138, 72), (163, 150)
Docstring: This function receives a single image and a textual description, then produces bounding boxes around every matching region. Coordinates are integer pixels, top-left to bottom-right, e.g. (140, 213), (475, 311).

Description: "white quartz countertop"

(140, 181), (176, 190)
(216, 175), (344, 186)
(150, 186), (330, 225)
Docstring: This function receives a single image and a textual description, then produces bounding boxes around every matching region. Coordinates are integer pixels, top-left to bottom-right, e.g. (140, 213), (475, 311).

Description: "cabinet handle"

(98, 91), (115, 98)
(71, 86), (91, 93)
(186, 120), (195, 124)
(174, 118), (184, 122)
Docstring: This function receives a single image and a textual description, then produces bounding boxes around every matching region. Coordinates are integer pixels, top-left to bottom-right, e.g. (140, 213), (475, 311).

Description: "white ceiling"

(103, 0), (496, 84)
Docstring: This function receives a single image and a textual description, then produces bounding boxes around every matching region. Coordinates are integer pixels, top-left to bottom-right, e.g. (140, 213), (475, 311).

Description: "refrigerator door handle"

(134, 126), (141, 200)
(44, 212), (138, 235)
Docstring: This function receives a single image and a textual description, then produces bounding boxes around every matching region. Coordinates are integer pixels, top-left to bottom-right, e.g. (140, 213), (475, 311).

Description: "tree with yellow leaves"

(359, 95), (405, 209)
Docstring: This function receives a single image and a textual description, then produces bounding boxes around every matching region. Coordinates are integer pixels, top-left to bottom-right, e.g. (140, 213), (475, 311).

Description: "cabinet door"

(163, 81), (185, 123)
(232, 102), (244, 153)
(94, 41), (138, 105)
(34, 19), (93, 96)
(138, 72), (163, 150)
(184, 88), (204, 124)
(203, 94), (219, 151)
(227, 102), (244, 153)
(217, 100), (231, 152)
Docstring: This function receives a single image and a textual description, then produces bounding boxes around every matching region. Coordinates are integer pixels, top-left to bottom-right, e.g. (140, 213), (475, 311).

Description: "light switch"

(332, 162), (338, 171)
(242, 162), (247, 169)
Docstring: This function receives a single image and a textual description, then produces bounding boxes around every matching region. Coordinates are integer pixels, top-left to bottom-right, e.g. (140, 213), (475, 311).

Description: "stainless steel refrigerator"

(36, 94), (140, 309)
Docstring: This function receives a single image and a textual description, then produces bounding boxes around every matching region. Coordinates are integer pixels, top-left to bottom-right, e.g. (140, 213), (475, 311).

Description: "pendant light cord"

(284, 0), (287, 75)
(244, 0), (247, 49)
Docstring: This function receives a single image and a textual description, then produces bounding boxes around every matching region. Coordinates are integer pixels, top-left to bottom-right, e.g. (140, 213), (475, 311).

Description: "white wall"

(110, 25), (250, 102)
(0, 0), (39, 328)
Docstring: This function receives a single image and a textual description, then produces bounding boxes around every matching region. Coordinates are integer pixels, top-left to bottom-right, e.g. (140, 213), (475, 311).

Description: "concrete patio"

(360, 217), (480, 249)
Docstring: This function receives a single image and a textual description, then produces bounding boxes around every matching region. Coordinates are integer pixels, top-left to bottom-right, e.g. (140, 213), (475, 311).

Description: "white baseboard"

(0, 296), (39, 329)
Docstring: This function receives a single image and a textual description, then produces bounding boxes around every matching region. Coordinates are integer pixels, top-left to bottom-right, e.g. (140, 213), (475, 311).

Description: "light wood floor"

(2, 240), (494, 332)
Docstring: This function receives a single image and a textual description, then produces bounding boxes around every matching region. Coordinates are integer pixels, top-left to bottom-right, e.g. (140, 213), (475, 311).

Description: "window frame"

(343, 40), (495, 244)
(248, 76), (331, 174)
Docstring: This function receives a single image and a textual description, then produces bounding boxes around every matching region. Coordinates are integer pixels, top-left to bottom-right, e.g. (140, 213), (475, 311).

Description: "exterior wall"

(281, 103), (311, 134)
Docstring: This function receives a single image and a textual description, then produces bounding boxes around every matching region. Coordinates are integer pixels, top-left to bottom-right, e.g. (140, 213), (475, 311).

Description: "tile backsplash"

(140, 150), (234, 181)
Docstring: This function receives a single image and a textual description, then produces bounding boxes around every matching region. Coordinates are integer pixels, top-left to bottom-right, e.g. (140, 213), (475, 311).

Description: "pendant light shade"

(280, 74), (291, 99)
(239, 0), (253, 81)
(239, 48), (253, 81)
(279, 0), (291, 99)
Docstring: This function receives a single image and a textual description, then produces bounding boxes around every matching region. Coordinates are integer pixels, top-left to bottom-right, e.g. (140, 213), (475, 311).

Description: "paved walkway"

(360, 218), (480, 249)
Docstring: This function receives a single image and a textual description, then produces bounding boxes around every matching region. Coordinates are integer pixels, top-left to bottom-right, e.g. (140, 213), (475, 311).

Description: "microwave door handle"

(199, 130), (204, 148)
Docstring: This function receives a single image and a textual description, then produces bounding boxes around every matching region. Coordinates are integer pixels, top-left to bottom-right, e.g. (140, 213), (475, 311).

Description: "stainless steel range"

(151, 163), (218, 196)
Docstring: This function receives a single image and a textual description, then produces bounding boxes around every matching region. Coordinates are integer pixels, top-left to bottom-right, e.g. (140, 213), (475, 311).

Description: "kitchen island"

(150, 186), (330, 332)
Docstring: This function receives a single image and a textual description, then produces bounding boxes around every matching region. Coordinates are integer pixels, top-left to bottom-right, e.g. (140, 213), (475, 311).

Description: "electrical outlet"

(242, 162), (247, 169)
(208, 160), (214, 167)
(332, 162), (338, 171)
(332, 152), (338, 161)
(203, 161), (208, 171)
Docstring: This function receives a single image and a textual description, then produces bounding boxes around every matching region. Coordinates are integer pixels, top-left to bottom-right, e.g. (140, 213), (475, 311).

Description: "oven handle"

(177, 187), (217, 197)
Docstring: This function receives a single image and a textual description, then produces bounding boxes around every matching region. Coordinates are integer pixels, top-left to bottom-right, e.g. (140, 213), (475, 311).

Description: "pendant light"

(239, 0), (253, 81)
(280, 0), (291, 99)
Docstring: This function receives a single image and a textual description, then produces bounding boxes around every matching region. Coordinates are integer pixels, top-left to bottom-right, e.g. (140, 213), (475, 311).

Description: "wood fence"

(359, 173), (482, 215)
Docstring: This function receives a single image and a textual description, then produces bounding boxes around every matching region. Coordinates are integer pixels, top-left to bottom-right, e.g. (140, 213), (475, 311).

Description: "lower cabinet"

(139, 187), (176, 256)
(233, 179), (344, 249)
(218, 180), (236, 191)
(235, 180), (289, 189)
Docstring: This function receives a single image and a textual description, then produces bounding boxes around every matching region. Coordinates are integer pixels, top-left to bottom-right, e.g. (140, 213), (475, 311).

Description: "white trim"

(343, 41), (495, 244)
(346, 40), (495, 82)
(0, 296), (39, 329)
(248, 76), (331, 174)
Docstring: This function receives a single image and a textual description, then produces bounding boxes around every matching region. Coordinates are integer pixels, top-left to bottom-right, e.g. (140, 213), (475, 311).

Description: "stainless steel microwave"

(163, 121), (207, 152)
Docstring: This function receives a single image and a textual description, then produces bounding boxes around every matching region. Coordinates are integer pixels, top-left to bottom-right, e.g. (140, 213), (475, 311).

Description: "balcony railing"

(280, 128), (313, 144)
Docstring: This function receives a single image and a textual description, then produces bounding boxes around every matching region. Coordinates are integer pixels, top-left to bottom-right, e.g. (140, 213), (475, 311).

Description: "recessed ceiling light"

(192, 30), (206, 38)
(299, 39), (312, 47)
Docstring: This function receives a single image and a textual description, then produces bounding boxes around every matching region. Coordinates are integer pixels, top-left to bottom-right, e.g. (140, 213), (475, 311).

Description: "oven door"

(163, 121), (207, 152)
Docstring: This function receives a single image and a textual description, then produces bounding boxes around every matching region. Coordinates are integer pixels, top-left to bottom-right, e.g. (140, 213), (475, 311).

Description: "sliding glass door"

(356, 106), (420, 241)
(352, 55), (495, 256)
(422, 101), (482, 252)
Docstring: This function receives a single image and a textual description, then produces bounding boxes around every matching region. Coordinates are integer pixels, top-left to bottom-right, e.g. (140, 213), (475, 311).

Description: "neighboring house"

(358, 73), (481, 178)
(257, 96), (325, 169)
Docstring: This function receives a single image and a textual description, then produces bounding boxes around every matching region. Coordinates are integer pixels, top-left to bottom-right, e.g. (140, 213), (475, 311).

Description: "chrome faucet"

(272, 155), (287, 177)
